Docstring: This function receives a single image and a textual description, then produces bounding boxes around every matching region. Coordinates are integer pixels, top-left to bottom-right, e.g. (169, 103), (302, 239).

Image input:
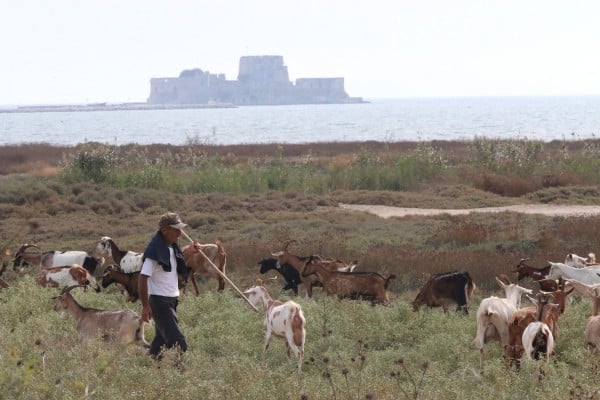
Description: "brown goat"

(301, 258), (395, 304)
(512, 258), (551, 282)
(504, 286), (570, 369)
(37, 265), (100, 292)
(102, 264), (141, 302)
(181, 239), (227, 296)
(412, 271), (474, 314)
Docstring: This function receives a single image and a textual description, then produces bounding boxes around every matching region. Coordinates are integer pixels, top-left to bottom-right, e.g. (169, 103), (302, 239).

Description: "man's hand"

(141, 305), (152, 323)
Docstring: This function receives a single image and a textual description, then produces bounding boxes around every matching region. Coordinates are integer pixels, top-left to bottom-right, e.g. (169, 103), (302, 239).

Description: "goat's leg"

(191, 272), (201, 296)
(305, 283), (312, 298)
(479, 348), (484, 375)
(263, 331), (272, 353)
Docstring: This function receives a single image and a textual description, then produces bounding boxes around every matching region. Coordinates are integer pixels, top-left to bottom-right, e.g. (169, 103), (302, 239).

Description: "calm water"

(1, 96), (599, 146)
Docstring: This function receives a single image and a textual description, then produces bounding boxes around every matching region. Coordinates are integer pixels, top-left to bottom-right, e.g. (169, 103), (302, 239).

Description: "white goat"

(96, 236), (143, 273)
(548, 262), (600, 285)
(242, 285), (306, 369)
(473, 276), (532, 372)
(522, 294), (556, 362)
(13, 244), (103, 275)
(54, 285), (148, 346)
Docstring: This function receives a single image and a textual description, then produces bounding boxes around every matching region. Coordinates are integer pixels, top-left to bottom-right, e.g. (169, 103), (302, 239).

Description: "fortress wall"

(148, 55), (362, 105)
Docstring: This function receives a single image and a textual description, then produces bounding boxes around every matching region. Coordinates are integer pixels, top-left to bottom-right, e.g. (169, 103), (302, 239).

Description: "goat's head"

(495, 275), (532, 306)
(514, 258), (531, 269)
(257, 257), (278, 274)
(96, 237), (113, 257)
(242, 286), (270, 309)
(101, 264), (119, 288)
(301, 258), (320, 277)
(53, 285), (85, 311)
(12, 243), (39, 269)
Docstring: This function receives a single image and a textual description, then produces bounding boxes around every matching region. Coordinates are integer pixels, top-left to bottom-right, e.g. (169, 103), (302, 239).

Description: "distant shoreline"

(0, 102), (237, 113)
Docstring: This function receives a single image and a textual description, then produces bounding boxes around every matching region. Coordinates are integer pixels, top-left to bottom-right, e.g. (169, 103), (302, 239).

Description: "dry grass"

(2, 141), (600, 399)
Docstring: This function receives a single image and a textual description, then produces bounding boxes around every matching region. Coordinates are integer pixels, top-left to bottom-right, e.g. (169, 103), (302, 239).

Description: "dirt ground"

(338, 203), (600, 219)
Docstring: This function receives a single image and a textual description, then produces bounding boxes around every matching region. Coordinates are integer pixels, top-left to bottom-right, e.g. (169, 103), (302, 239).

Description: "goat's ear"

(271, 251), (283, 257)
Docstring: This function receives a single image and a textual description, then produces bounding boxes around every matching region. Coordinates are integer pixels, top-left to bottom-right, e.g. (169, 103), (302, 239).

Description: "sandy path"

(338, 203), (600, 219)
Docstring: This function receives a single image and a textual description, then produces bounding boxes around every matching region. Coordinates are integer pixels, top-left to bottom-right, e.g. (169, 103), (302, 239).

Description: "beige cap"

(159, 212), (187, 230)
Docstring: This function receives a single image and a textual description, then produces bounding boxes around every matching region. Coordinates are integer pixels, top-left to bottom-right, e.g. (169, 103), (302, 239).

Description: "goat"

(536, 278), (561, 292)
(301, 257), (395, 304)
(37, 265), (100, 292)
(522, 293), (556, 362)
(257, 257), (301, 295)
(412, 271), (475, 314)
(271, 240), (320, 298)
(13, 244), (104, 275)
(548, 262), (600, 285)
(242, 285), (306, 369)
(53, 285), (148, 347)
(512, 258), (550, 282)
(102, 264), (141, 302)
(181, 239), (227, 296)
(585, 288), (600, 351)
(96, 236), (143, 273)
(270, 241), (356, 298)
(564, 278), (600, 298)
(505, 286), (569, 369)
(473, 275), (532, 373)
(12, 243), (42, 270)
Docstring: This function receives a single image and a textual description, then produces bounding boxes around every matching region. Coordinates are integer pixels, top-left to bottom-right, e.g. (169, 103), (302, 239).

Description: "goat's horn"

(16, 243), (39, 254)
(282, 240), (296, 251)
(62, 284), (85, 294)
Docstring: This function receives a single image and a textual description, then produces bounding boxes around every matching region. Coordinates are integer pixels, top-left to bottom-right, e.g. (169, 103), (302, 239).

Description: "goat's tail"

(216, 239), (227, 273)
(384, 274), (397, 289)
(291, 305), (306, 348)
(523, 322), (554, 360)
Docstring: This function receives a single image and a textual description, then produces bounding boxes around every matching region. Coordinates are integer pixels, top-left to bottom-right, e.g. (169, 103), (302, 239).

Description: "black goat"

(257, 257), (301, 295)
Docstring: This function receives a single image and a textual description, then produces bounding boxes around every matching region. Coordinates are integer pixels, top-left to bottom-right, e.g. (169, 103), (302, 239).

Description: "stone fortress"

(147, 55), (365, 106)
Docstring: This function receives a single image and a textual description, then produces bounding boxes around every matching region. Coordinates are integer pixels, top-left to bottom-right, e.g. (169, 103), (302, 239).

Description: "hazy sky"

(2, 0), (600, 105)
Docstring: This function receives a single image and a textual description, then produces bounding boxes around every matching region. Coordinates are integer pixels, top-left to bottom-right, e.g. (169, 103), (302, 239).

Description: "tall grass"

(56, 139), (600, 196)
(1, 277), (598, 400)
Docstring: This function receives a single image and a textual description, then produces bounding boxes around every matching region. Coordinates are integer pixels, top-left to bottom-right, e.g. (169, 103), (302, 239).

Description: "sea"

(1, 96), (599, 146)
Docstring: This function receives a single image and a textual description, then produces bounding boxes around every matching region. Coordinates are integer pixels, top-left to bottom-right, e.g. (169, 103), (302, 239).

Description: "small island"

(147, 55), (365, 106)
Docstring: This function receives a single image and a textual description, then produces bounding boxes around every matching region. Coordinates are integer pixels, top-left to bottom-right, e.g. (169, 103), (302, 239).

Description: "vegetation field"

(1, 138), (600, 399)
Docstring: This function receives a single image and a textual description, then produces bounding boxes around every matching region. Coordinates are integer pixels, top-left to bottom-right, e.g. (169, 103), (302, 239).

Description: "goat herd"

(2, 236), (600, 372)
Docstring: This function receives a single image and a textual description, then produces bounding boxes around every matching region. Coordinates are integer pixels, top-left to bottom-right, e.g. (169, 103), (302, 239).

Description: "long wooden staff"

(180, 230), (259, 312)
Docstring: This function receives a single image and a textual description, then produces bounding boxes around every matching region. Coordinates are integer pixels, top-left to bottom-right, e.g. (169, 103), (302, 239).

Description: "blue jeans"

(148, 295), (187, 357)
